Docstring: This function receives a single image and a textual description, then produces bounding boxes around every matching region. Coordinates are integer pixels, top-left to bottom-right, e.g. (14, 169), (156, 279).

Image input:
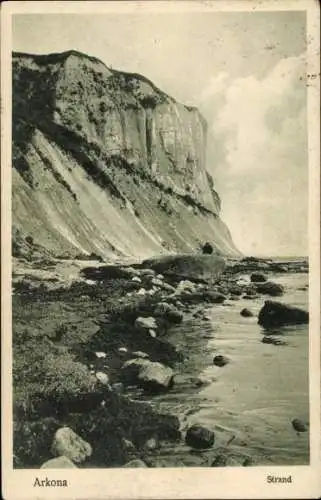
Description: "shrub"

(41, 352), (96, 399)
(14, 335), (97, 415)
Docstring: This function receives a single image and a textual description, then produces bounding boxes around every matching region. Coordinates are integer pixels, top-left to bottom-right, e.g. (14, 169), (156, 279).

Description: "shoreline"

(12, 254), (309, 468)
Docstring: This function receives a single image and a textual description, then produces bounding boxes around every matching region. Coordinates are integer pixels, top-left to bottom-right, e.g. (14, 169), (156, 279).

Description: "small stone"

(40, 456), (77, 469)
(193, 376), (211, 387)
(96, 371), (109, 385)
(131, 351), (149, 359)
(155, 274), (164, 280)
(262, 336), (286, 345)
(243, 457), (254, 466)
(149, 329), (157, 338)
(135, 316), (158, 331)
(140, 268), (155, 277)
(131, 276), (142, 283)
(177, 280), (197, 294)
(144, 437), (158, 450)
(211, 454), (240, 467)
(213, 355), (229, 367)
(163, 283), (176, 293)
(122, 438), (136, 451)
(95, 351), (107, 359)
(154, 302), (183, 324)
(291, 418), (308, 433)
(111, 382), (124, 394)
(250, 273), (267, 283)
(240, 308), (253, 317)
(151, 278), (164, 288)
(136, 287), (147, 296)
(118, 347), (128, 355)
(123, 459), (148, 468)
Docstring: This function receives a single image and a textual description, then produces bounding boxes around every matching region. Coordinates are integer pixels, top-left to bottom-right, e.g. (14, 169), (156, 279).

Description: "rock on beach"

(40, 456), (78, 469)
(258, 300), (309, 329)
(185, 425), (215, 449)
(122, 358), (174, 392)
(51, 427), (92, 463)
(256, 281), (284, 297)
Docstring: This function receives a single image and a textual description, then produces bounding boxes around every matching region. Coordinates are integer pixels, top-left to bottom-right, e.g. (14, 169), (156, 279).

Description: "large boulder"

(40, 456), (77, 469)
(185, 425), (215, 449)
(258, 300), (309, 329)
(81, 265), (138, 281)
(51, 427), (92, 463)
(122, 358), (174, 392)
(142, 255), (226, 283)
(256, 281), (284, 297)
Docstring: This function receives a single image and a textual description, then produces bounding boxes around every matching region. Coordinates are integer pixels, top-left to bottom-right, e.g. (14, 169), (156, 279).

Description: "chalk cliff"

(12, 50), (239, 260)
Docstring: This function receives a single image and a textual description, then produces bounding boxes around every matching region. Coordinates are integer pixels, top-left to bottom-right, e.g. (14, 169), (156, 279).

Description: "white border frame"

(1, 1), (320, 499)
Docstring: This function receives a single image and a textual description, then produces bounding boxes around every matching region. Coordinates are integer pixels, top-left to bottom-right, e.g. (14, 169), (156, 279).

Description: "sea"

(134, 270), (309, 467)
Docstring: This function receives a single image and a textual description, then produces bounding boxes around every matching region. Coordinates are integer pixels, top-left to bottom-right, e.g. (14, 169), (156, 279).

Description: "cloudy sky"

(12, 9), (308, 256)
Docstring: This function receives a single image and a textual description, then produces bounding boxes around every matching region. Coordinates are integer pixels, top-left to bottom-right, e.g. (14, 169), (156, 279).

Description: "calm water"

(138, 273), (309, 466)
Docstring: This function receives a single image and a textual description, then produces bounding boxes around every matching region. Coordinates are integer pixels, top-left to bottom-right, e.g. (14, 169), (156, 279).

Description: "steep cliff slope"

(12, 50), (239, 260)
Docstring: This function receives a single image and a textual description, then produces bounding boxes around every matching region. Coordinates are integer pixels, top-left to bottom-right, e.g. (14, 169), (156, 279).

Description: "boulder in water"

(258, 300), (309, 328)
(291, 418), (308, 433)
(185, 425), (214, 449)
(256, 281), (284, 297)
(213, 355), (229, 367)
(262, 336), (287, 346)
(250, 273), (267, 283)
(240, 308), (253, 317)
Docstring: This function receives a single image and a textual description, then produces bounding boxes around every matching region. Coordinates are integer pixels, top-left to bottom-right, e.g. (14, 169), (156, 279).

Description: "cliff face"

(12, 50), (239, 260)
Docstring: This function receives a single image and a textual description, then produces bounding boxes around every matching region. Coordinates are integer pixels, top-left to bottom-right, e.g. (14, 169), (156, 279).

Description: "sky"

(12, 10), (308, 256)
